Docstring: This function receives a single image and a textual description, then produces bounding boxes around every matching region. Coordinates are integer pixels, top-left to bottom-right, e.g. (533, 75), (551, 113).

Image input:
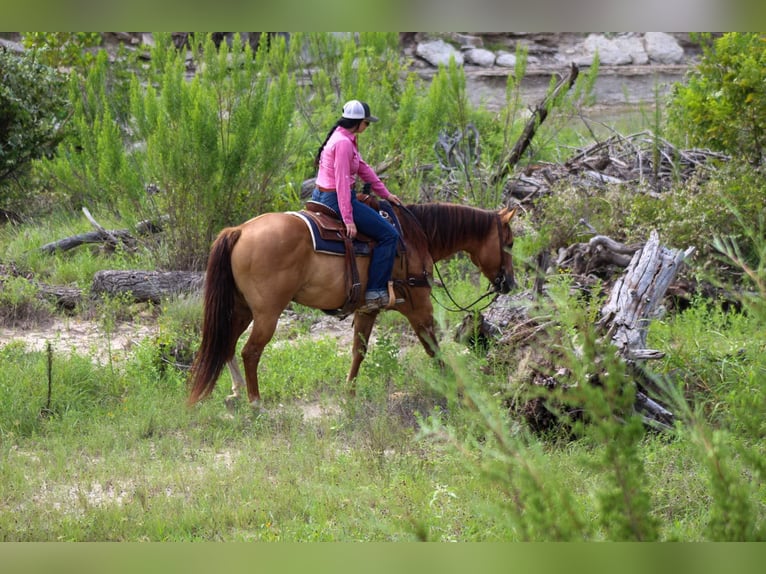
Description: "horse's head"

(473, 207), (517, 294)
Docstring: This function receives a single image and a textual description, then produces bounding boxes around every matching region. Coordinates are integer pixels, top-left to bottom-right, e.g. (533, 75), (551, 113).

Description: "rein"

(431, 212), (507, 313)
(431, 263), (499, 312)
(395, 203), (508, 314)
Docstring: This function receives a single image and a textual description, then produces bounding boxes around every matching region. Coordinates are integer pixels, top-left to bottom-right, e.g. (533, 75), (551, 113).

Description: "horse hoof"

(224, 394), (240, 411)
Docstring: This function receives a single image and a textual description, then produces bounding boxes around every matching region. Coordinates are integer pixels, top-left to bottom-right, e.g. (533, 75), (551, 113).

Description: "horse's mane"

(404, 203), (497, 253)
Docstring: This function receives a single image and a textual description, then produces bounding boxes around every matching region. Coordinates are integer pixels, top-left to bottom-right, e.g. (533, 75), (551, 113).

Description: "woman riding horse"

(312, 99), (402, 312)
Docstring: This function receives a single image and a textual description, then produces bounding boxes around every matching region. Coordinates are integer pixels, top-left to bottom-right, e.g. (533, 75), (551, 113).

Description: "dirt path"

(0, 318), (158, 364)
(0, 310), (358, 364)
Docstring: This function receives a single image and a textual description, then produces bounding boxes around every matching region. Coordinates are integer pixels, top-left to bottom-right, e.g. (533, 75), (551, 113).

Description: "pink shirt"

(315, 126), (391, 225)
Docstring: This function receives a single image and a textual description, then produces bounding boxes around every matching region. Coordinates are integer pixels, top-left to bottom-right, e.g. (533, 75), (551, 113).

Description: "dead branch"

(40, 207), (166, 254)
(491, 62), (580, 185)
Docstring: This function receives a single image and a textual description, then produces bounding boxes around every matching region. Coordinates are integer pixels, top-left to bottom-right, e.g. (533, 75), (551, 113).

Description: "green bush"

(21, 32), (102, 70)
(0, 48), (70, 213)
(667, 33), (766, 164)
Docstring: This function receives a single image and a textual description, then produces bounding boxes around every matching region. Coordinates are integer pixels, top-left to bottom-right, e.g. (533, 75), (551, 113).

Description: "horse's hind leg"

(224, 309), (253, 406)
(241, 312), (280, 407)
(226, 358), (246, 405)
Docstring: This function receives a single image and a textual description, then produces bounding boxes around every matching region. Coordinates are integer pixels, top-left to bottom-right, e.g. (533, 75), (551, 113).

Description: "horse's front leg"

(347, 310), (380, 394)
(402, 297), (444, 368)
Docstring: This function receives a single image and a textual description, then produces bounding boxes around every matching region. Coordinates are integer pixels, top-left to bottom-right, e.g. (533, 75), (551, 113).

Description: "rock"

(0, 37), (24, 53)
(614, 34), (649, 65)
(581, 34), (633, 66)
(447, 32), (483, 48)
(644, 32), (685, 64)
(415, 39), (464, 67)
(495, 51), (517, 68)
(464, 47), (496, 67)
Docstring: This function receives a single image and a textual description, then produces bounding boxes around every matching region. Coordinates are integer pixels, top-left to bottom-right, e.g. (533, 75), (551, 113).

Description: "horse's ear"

(500, 207), (517, 224)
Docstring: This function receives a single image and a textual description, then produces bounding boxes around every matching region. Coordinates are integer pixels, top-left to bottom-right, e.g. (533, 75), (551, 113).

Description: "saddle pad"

(288, 211), (372, 256)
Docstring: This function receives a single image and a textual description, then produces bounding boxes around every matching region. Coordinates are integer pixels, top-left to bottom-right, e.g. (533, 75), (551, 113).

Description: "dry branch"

(40, 207), (166, 254)
(492, 62), (580, 185)
(504, 131), (730, 202)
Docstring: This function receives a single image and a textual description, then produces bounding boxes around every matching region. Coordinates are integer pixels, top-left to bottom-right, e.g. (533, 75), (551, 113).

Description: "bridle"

(431, 213), (512, 313)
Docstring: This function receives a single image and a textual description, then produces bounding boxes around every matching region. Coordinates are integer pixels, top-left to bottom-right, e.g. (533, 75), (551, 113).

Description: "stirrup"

(386, 280), (401, 309)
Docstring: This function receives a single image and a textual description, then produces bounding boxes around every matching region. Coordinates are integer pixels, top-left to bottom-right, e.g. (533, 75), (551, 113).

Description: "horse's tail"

(188, 227), (242, 405)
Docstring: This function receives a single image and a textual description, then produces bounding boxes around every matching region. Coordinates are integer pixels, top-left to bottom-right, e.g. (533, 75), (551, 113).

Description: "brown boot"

(358, 291), (389, 313)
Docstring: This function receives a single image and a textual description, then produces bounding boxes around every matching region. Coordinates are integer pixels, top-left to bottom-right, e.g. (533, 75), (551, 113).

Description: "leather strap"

(340, 235), (362, 316)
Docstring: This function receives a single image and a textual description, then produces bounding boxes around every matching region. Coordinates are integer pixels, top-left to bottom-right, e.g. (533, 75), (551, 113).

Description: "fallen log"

(36, 283), (82, 310)
(91, 270), (204, 303)
(40, 229), (137, 254)
(40, 207), (166, 254)
(0, 264), (82, 311)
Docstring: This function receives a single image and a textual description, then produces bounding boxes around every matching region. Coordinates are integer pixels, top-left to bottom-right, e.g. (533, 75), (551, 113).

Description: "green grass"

(1, 291), (764, 541)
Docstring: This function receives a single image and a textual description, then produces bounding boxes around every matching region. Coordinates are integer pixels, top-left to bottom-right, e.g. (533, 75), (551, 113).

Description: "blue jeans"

(312, 189), (399, 293)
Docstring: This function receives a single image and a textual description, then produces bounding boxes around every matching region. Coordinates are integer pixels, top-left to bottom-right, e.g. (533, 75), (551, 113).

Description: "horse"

(187, 200), (517, 407)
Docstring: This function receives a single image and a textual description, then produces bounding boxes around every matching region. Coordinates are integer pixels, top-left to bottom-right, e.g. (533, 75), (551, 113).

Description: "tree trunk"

(598, 230), (696, 359)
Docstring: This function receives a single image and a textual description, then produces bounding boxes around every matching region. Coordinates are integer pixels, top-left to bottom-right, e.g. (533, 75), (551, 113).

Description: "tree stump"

(598, 230), (696, 360)
(459, 230), (694, 431)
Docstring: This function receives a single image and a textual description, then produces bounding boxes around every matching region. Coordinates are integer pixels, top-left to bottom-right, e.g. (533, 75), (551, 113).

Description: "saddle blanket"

(288, 211), (372, 256)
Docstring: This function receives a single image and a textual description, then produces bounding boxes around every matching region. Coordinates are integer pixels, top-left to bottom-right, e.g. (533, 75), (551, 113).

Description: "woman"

(312, 99), (402, 312)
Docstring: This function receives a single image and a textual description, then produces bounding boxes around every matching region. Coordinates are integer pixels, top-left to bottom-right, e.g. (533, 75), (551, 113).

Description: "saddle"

(303, 201), (374, 250)
(294, 197), (402, 317)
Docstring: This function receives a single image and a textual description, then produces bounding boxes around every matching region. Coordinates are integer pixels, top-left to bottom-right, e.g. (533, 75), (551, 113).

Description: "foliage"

(0, 275), (54, 326)
(0, 47), (70, 212)
(34, 49), (143, 216)
(30, 33), (414, 269)
(666, 33), (766, 164)
(21, 32), (102, 70)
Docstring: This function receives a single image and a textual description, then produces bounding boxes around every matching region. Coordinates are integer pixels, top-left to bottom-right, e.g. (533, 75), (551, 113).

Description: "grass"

(1, 288), (764, 541)
(0, 337), (498, 541)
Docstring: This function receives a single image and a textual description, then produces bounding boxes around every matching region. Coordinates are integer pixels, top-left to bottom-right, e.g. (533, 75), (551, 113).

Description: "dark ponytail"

(314, 117), (364, 168)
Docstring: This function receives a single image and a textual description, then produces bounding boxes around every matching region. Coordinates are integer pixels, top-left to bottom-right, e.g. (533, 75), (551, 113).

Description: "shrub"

(667, 33), (766, 164)
(0, 47), (70, 214)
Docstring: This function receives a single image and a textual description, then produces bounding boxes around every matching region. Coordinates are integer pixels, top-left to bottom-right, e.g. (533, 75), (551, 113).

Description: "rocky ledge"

(403, 32), (700, 77)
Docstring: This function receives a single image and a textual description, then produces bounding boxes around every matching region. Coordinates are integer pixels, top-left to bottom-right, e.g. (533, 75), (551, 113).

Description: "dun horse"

(188, 201), (516, 406)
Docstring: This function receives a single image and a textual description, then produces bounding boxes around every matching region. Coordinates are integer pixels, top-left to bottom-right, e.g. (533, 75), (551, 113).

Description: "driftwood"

(40, 207), (166, 254)
(505, 132), (730, 202)
(91, 270), (204, 303)
(598, 230), (696, 360)
(457, 230), (694, 431)
(557, 231), (643, 277)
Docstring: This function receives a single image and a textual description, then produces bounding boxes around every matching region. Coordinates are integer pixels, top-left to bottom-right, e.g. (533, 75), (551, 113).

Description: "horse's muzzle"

(494, 269), (516, 294)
